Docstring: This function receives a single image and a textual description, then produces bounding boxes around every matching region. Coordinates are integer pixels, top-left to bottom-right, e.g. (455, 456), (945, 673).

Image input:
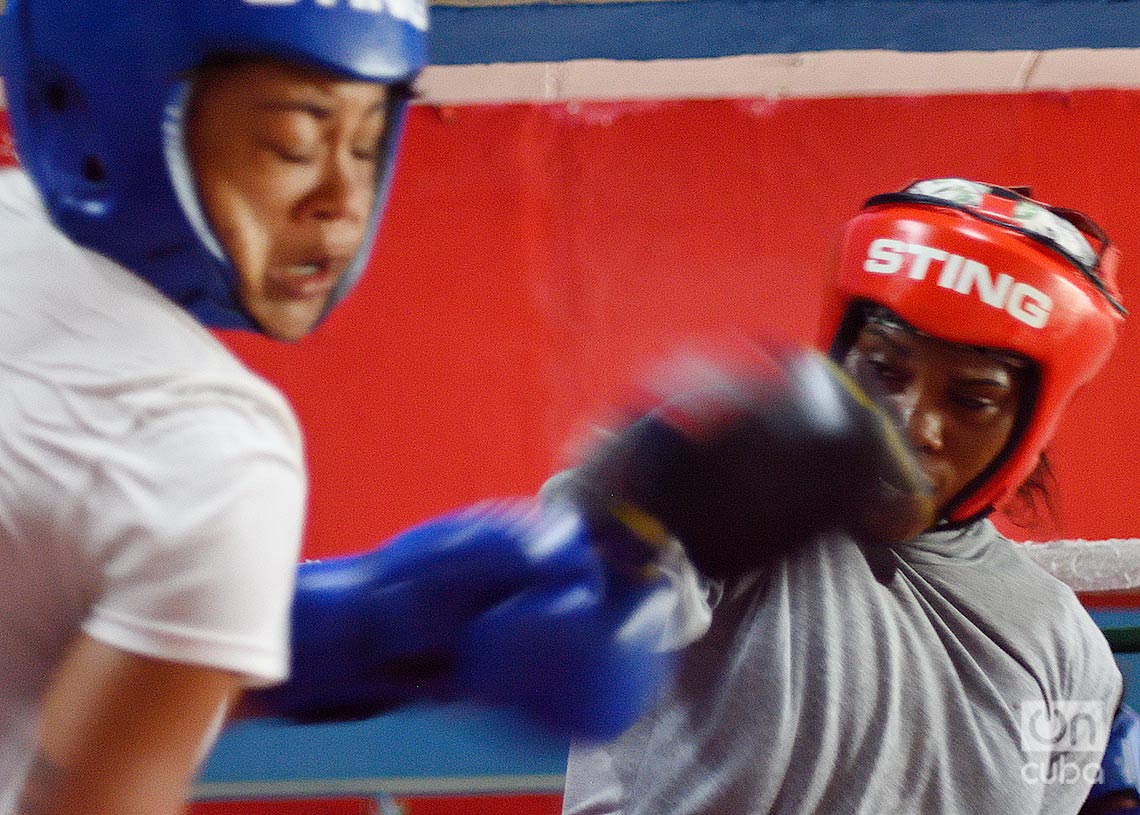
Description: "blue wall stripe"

(200, 705), (568, 785)
(429, 1), (1140, 65)
(201, 619), (1140, 788)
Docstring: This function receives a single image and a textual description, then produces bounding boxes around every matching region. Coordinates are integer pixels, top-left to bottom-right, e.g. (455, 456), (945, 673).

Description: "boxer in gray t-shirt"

(564, 179), (1127, 815)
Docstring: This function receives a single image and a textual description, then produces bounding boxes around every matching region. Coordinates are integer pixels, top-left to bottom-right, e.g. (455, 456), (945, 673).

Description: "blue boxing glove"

(245, 500), (674, 739)
(455, 501), (676, 738)
(1085, 705), (1140, 814)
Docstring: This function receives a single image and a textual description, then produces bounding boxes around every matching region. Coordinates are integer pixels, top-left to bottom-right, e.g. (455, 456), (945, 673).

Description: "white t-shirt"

(0, 170), (307, 807)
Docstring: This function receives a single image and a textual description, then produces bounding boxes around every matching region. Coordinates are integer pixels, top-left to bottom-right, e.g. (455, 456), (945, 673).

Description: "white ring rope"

(1020, 539), (1140, 593)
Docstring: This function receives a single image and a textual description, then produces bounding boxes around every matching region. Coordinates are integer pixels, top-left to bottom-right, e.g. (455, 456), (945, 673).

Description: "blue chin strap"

(0, 0), (425, 333)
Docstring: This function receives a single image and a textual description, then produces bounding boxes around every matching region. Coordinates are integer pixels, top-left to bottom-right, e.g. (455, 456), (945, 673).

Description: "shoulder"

(899, 520), (1113, 653)
(0, 171), (268, 389)
(978, 524), (1107, 634)
(987, 530), (1120, 696)
(988, 526), (1081, 593)
(0, 199), (305, 529)
(0, 168), (48, 222)
(0, 169), (301, 455)
(0, 168), (81, 276)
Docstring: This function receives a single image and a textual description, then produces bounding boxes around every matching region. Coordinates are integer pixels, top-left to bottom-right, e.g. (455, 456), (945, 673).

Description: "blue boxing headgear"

(0, 0), (426, 332)
(1087, 705), (1140, 813)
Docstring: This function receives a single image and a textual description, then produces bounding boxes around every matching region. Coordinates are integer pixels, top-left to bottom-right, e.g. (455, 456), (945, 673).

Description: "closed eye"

(350, 145), (382, 164)
(257, 138), (317, 165)
(276, 148), (315, 164)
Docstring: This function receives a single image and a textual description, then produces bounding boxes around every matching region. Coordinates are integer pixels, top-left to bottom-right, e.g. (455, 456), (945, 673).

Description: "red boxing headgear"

(820, 179), (1125, 523)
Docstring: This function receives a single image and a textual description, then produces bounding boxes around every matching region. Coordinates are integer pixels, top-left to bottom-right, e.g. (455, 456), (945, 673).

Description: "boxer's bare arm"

(17, 635), (241, 815)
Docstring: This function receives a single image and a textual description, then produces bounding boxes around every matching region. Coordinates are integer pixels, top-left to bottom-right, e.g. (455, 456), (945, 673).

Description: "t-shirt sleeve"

(1037, 600), (1123, 815)
(78, 388), (306, 687)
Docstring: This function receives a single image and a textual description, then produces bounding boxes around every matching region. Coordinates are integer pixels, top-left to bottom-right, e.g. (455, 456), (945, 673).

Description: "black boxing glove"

(560, 346), (935, 581)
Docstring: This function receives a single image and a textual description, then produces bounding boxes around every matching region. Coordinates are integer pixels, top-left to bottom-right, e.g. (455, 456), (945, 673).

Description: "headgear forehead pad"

(821, 178), (1125, 522)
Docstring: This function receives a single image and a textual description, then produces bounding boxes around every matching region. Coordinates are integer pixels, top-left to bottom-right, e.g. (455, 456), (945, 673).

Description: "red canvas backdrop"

(5, 87), (1140, 813)
(5, 91), (1140, 559)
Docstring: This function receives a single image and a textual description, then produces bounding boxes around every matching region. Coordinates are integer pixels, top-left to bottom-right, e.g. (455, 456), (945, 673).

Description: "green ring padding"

(1103, 626), (1140, 654)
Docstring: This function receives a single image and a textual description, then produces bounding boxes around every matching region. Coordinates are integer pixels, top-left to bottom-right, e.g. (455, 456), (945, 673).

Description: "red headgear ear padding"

(819, 179), (1125, 522)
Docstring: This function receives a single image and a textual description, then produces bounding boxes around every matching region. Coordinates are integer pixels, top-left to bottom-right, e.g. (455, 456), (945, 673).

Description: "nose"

(897, 390), (945, 453)
(304, 150), (373, 231)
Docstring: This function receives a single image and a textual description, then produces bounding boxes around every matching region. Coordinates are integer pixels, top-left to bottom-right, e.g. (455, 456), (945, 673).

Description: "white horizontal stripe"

(415, 48), (1140, 104)
(2, 49), (1138, 113)
(1022, 538), (1140, 593)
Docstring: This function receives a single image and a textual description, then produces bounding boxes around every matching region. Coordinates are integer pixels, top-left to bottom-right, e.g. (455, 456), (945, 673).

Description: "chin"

(249, 302), (327, 342)
(266, 325), (310, 343)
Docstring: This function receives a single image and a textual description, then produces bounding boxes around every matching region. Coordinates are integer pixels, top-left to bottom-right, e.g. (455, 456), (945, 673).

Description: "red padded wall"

(0, 111), (14, 166)
(6, 94), (1140, 551)
(225, 92), (1140, 556)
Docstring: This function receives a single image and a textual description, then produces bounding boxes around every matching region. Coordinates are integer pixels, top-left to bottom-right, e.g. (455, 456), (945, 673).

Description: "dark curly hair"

(1000, 454), (1061, 535)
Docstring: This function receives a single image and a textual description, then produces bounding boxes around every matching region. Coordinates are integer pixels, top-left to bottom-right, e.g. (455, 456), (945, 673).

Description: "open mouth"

(268, 260), (343, 301)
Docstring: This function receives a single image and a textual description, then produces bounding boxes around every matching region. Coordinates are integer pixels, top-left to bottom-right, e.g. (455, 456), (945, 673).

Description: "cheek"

(232, 156), (306, 228)
(875, 392), (911, 428)
(955, 416), (1018, 485)
(198, 162), (303, 281)
(199, 179), (274, 293)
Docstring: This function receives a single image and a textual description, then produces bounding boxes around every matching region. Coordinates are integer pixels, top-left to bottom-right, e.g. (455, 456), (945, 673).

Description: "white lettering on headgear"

(242, 0), (428, 32)
(863, 239), (1054, 329)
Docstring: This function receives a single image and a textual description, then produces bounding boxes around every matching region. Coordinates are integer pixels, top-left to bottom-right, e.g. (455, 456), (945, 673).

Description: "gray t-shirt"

(563, 520), (1121, 815)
